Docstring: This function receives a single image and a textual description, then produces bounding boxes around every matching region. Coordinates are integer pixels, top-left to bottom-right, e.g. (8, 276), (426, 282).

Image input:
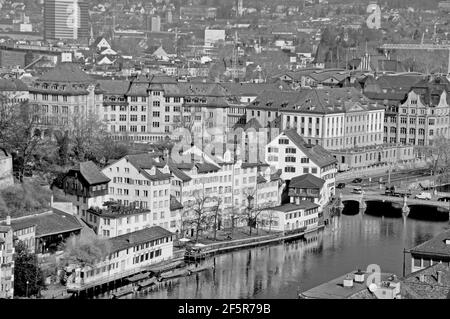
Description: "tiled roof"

(37, 63), (93, 83)
(289, 173), (325, 189)
(1, 210), (82, 237)
(271, 202), (319, 213)
(170, 195), (183, 211)
(96, 79), (130, 95)
(110, 226), (173, 252)
(196, 162), (221, 173)
(409, 229), (450, 257)
(219, 83), (280, 96)
(283, 129), (337, 168)
(71, 161), (110, 185)
(401, 263), (450, 299)
(169, 164), (192, 182)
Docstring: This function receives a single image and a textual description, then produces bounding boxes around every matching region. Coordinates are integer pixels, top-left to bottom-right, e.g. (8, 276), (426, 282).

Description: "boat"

(137, 277), (158, 290)
(157, 268), (191, 282)
(147, 260), (186, 276)
(111, 286), (134, 299)
(187, 263), (214, 274)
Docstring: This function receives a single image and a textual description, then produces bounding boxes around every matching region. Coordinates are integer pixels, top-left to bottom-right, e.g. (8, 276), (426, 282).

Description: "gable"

(97, 38), (111, 49)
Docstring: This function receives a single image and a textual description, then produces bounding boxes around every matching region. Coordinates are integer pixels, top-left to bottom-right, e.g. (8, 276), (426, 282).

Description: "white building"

(102, 154), (179, 233)
(66, 226), (174, 291)
(265, 129), (337, 202)
(259, 202), (320, 232)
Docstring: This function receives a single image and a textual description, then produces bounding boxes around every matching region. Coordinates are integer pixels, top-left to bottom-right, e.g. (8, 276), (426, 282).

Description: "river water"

(126, 201), (449, 299)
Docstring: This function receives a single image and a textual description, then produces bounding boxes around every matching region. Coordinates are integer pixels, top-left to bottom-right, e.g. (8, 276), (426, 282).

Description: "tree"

(420, 137), (450, 185)
(13, 241), (46, 298)
(0, 101), (45, 182)
(185, 193), (216, 242)
(62, 232), (112, 268)
(211, 197), (222, 241)
(241, 191), (275, 236)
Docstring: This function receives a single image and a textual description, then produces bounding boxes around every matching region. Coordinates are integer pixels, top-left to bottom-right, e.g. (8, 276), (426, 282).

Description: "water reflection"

(125, 203), (449, 299)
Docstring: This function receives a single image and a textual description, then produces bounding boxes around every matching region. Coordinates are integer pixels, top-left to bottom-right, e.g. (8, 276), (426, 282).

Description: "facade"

(66, 226), (174, 291)
(265, 129), (337, 205)
(169, 148), (281, 235)
(85, 203), (152, 238)
(383, 79), (450, 148)
(101, 154), (179, 233)
(288, 174), (327, 209)
(61, 161), (110, 220)
(0, 224), (14, 299)
(44, 0), (89, 41)
(29, 63), (103, 135)
(259, 202), (319, 232)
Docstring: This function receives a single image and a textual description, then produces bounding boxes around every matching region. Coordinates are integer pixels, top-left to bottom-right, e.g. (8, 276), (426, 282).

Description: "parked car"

(352, 186), (363, 194)
(352, 178), (363, 184)
(336, 183), (346, 189)
(415, 192), (432, 200)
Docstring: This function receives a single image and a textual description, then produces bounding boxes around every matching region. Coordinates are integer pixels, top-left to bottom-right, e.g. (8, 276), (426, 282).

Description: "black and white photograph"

(0, 0), (450, 310)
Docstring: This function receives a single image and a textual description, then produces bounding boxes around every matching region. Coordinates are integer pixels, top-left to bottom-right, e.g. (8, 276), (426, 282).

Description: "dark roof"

(37, 63), (93, 83)
(195, 162), (220, 173)
(409, 229), (450, 257)
(1, 210), (82, 237)
(283, 129), (337, 168)
(71, 161), (110, 185)
(170, 196), (183, 211)
(271, 202), (319, 213)
(290, 173), (325, 189)
(96, 79), (130, 95)
(169, 164), (192, 182)
(109, 226), (173, 252)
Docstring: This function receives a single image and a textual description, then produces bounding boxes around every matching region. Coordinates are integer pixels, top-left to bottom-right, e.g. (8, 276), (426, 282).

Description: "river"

(123, 201), (449, 299)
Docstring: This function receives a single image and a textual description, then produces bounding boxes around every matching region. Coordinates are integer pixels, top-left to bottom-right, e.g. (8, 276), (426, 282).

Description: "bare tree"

(0, 101), (46, 182)
(211, 197), (222, 241)
(184, 193), (216, 242)
(241, 190), (275, 236)
(419, 137), (450, 185)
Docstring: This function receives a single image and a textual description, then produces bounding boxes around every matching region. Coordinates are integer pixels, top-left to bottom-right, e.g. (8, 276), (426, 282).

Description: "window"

(153, 111), (160, 117)
(286, 147), (296, 154)
(300, 158), (310, 163)
(285, 156), (296, 162)
(284, 167), (295, 173)
(119, 115), (127, 121)
(153, 122), (160, 128)
(130, 115), (137, 121)
(279, 138), (289, 145)
(153, 101), (160, 107)
(141, 115), (146, 122)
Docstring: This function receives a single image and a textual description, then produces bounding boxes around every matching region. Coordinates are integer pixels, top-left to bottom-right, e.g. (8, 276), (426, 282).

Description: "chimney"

(343, 275), (354, 288)
(437, 271), (443, 285)
(354, 270), (365, 283)
(6, 215), (11, 226)
(419, 274), (426, 282)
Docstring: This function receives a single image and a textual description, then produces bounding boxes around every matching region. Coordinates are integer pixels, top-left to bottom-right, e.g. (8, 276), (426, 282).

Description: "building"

(180, 6), (217, 20)
(44, 0), (89, 41)
(29, 62), (103, 135)
(101, 154), (178, 233)
(61, 161), (110, 220)
(254, 87), (414, 170)
(204, 29), (225, 46)
(382, 77), (450, 148)
(0, 78), (29, 104)
(66, 226), (174, 291)
(259, 202), (319, 233)
(151, 16), (161, 32)
(85, 202), (153, 238)
(299, 269), (401, 299)
(0, 149), (14, 190)
(408, 229), (450, 273)
(169, 148), (281, 235)
(0, 223), (14, 299)
(265, 129), (337, 204)
(288, 174), (328, 208)
(1, 210), (83, 255)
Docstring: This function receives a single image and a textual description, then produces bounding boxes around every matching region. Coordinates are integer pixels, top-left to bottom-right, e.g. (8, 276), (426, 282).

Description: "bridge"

(337, 191), (450, 217)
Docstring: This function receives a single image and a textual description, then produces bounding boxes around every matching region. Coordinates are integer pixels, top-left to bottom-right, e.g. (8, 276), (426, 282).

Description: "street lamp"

(26, 280), (29, 298)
